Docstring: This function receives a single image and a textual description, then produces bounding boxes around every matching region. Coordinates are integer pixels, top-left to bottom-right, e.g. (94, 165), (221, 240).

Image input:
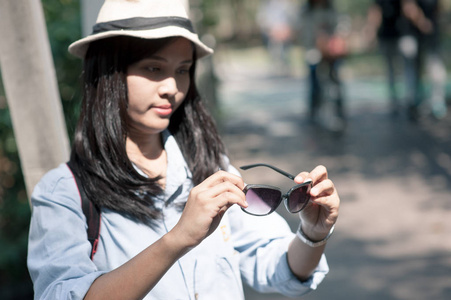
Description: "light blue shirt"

(27, 131), (329, 299)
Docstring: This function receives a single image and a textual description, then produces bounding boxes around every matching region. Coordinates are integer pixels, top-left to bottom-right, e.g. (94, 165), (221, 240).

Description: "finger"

(310, 179), (335, 197)
(215, 191), (248, 210)
(294, 172), (310, 184)
(309, 180), (339, 213)
(306, 165), (328, 185)
(202, 179), (245, 198)
(198, 181), (247, 208)
(198, 189), (247, 214)
(203, 170), (245, 190)
(308, 192), (340, 221)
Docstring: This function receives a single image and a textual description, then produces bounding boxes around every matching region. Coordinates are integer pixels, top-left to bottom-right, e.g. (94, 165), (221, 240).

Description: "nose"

(158, 76), (178, 98)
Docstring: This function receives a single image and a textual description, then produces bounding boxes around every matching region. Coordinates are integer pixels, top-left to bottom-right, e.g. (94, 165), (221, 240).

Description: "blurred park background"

(1, 0), (451, 299)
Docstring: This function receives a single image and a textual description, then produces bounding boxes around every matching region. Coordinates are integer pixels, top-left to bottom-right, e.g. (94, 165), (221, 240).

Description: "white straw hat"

(68, 0), (213, 59)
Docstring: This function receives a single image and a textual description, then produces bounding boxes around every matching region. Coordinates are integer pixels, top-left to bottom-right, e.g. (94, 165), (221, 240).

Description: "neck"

(126, 132), (168, 184)
(126, 132), (163, 160)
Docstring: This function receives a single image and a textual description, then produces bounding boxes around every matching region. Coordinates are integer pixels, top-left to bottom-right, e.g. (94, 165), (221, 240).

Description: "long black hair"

(70, 36), (226, 225)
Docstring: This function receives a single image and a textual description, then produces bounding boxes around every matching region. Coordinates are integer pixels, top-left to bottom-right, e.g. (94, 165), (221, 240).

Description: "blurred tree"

(0, 0), (81, 298)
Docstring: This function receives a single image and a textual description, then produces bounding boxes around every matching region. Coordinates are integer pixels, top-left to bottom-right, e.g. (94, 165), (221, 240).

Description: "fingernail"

(310, 187), (319, 196)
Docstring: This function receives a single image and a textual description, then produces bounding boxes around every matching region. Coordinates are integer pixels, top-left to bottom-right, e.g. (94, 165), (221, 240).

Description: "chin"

(148, 121), (171, 134)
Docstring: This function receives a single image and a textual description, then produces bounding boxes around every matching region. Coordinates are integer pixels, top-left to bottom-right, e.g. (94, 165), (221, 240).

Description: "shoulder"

(33, 163), (74, 193)
(31, 163), (80, 209)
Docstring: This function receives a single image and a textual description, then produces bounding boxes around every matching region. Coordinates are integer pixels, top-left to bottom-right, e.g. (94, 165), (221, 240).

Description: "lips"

(152, 104), (173, 116)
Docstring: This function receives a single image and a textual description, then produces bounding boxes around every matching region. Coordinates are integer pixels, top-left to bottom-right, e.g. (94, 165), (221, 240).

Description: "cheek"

(126, 76), (140, 106)
(127, 77), (154, 110)
(173, 97), (185, 112)
(179, 77), (191, 96)
(175, 81), (190, 109)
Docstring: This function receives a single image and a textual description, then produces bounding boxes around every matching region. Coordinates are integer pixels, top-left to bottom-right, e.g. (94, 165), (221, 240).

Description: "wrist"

(165, 228), (195, 256)
(296, 223), (335, 247)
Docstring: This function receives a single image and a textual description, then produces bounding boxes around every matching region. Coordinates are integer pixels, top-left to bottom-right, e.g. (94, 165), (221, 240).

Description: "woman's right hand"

(84, 170), (247, 299)
(170, 170), (248, 249)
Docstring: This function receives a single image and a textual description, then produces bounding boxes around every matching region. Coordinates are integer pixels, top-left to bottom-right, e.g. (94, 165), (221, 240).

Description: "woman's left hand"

(294, 165), (340, 241)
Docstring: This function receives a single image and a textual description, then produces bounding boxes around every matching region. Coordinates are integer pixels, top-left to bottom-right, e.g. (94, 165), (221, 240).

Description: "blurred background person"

(366, 0), (448, 120)
(403, 0), (447, 120)
(364, 0), (406, 116)
(257, 0), (297, 76)
(298, 0), (348, 132)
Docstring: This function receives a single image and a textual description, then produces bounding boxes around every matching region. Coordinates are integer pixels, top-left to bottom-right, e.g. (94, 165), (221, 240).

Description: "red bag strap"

(66, 161), (101, 260)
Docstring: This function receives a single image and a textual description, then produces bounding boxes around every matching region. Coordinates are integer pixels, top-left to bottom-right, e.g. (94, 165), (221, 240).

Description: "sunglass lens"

(244, 187), (282, 215)
(287, 184), (311, 213)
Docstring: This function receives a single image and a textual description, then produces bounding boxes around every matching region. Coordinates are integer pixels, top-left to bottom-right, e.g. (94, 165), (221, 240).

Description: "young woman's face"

(126, 37), (193, 137)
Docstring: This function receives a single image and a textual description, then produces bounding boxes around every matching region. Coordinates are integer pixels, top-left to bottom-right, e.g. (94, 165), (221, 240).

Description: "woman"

(27, 0), (340, 299)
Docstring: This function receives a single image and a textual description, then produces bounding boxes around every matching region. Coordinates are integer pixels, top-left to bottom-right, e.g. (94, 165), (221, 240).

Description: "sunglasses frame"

(240, 163), (312, 216)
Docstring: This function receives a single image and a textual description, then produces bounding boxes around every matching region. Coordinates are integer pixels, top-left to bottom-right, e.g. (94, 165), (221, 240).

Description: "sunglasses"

(240, 163), (312, 216)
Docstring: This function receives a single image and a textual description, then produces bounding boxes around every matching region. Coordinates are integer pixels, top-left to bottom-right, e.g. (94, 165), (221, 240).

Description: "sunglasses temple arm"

(240, 163), (296, 180)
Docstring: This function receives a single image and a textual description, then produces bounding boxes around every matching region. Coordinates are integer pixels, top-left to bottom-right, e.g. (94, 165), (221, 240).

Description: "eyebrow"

(145, 55), (193, 65)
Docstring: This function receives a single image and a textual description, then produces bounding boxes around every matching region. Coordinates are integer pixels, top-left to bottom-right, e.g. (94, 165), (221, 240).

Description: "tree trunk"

(0, 0), (70, 201)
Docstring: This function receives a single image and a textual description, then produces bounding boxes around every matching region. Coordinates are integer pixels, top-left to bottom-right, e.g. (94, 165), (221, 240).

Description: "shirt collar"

(162, 129), (192, 192)
(131, 130), (192, 195)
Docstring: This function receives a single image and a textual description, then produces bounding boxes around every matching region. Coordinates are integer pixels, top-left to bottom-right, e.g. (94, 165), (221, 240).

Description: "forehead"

(136, 37), (194, 61)
(153, 37), (193, 57)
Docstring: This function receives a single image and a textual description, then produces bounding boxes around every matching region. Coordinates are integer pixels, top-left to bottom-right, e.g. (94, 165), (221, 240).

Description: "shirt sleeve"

(27, 165), (107, 300)
(225, 162), (329, 297)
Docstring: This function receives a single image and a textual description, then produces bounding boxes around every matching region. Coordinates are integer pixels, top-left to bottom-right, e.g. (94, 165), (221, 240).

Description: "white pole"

(81, 0), (103, 36)
(0, 0), (70, 200)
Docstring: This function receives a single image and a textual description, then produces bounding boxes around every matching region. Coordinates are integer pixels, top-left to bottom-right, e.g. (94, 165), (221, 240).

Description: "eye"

(177, 63), (192, 75)
(146, 66), (160, 73)
(177, 68), (190, 75)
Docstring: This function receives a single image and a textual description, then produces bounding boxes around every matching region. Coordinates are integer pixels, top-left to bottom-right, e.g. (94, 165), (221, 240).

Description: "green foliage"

(0, 87), (32, 299)
(42, 0), (83, 137)
(0, 0), (81, 298)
